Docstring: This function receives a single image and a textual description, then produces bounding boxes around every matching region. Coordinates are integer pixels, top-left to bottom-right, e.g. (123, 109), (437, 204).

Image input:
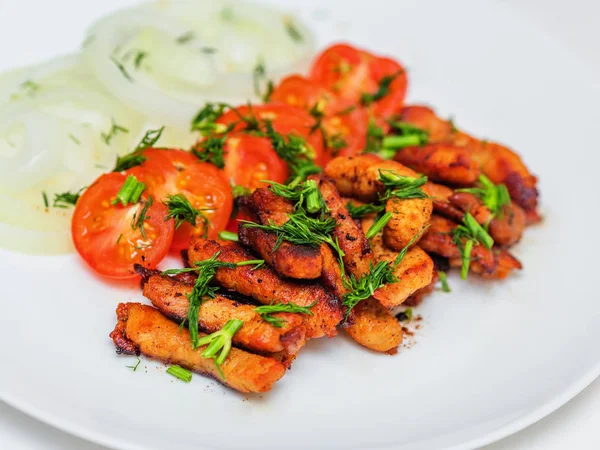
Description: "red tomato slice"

(216, 104), (326, 166)
(269, 75), (346, 116)
(223, 133), (289, 190)
(322, 107), (369, 158)
(72, 172), (174, 279)
(309, 43), (408, 119)
(130, 149), (233, 251)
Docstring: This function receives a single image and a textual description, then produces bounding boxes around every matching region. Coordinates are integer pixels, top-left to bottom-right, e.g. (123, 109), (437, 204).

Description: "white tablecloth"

(1, 0), (599, 448)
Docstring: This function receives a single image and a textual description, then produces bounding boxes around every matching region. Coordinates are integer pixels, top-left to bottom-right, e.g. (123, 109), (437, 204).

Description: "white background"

(1, 0), (599, 449)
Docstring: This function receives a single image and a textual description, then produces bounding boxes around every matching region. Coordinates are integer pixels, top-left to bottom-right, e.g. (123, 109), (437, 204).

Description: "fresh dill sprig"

(283, 16), (303, 43)
(131, 196), (153, 239)
(192, 136), (226, 168)
(162, 253), (264, 347)
(195, 319), (244, 379)
(267, 178), (326, 214)
(112, 175), (145, 206)
(176, 31), (194, 44)
(254, 302), (316, 328)
(341, 228), (426, 318)
(42, 191), (49, 208)
(190, 103), (230, 135)
(263, 121), (321, 182)
(110, 56), (134, 82)
(101, 119), (129, 145)
(134, 51), (148, 69)
(456, 175), (511, 217)
(53, 188), (84, 208)
(361, 71), (402, 105)
(126, 358), (141, 372)
(134, 127), (164, 152)
(378, 170), (429, 201)
(164, 194), (208, 231)
(112, 127), (164, 172)
(253, 59), (274, 103)
(452, 212), (494, 279)
(346, 202), (384, 219)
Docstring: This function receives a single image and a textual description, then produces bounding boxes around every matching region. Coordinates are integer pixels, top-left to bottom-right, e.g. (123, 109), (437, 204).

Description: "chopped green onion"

(438, 271), (451, 292)
(218, 231), (239, 242)
(396, 307), (413, 322)
(195, 319), (244, 379)
(365, 211), (392, 239)
(166, 365), (192, 382)
(382, 134), (423, 149)
(111, 175), (145, 206)
(461, 239), (474, 280)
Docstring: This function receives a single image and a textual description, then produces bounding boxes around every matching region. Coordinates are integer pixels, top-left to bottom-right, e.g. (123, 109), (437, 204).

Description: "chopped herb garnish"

(232, 185), (251, 198)
(449, 117), (458, 133)
(218, 230), (239, 242)
(126, 358), (141, 371)
(42, 191), (49, 208)
(192, 136), (226, 168)
(364, 119), (385, 154)
(396, 307), (413, 322)
(220, 6), (233, 21)
(378, 170), (429, 201)
(176, 31), (195, 44)
(346, 202), (384, 219)
(195, 319), (244, 379)
(190, 103), (229, 135)
(365, 211), (392, 239)
(253, 59), (274, 103)
(112, 175), (145, 206)
(268, 178), (326, 214)
(162, 253), (263, 347)
(438, 271), (451, 292)
(101, 119), (129, 145)
(361, 72), (401, 105)
(68, 133), (81, 145)
(164, 194), (208, 231)
(131, 196), (153, 239)
(327, 133), (347, 153)
(242, 210), (343, 260)
(12, 80), (40, 100)
(456, 175), (511, 217)
(116, 233), (123, 244)
(166, 365), (192, 382)
(341, 228), (426, 318)
(134, 127), (164, 152)
(452, 212), (494, 279)
(283, 16), (303, 42)
(53, 188), (84, 208)
(200, 47), (217, 54)
(255, 302), (316, 328)
(134, 51), (148, 69)
(110, 56), (133, 82)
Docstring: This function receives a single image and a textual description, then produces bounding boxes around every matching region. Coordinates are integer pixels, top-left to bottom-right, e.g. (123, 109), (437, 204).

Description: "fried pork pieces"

(111, 145), (534, 392)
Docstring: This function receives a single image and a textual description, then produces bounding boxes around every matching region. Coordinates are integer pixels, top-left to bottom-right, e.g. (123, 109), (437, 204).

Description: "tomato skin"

(216, 104), (326, 166)
(130, 149), (233, 251)
(72, 172), (174, 279)
(322, 107), (369, 158)
(309, 43), (408, 119)
(269, 75), (345, 116)
(222, 133), (288, 190)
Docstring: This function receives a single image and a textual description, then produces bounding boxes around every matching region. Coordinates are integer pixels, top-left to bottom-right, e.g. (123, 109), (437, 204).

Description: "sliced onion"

(81, 0), (316, 128)
(0, 55), (148, 255)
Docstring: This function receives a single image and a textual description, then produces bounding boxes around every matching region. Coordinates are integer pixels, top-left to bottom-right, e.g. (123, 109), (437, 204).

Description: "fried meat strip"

(360, 218), (434, 309)
(320, 245), (403, 353)
(419, 215), (522, 278)
(188, 238), (342, 338)
(241, 188), (323, 279)
(324, 156), (432, 250)
(393, 143), (480, 185)
(109, 303), (286, 393)
(141, 273), (306, 355)
(398, 105), (540, 222)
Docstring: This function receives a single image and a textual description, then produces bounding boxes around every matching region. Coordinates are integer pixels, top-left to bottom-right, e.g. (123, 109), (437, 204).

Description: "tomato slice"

(130, 149), (233, 250)
(322, 107), (369, 158)
(222, 133), (288, 190)
(216, 104), (326, 166)
(72, 172), (174, 279)
(269, 75), (345, 116)
(309, 43), (408, 119)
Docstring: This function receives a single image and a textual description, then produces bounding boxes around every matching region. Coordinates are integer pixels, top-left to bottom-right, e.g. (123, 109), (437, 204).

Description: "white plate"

(1, 0), (599, 449)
